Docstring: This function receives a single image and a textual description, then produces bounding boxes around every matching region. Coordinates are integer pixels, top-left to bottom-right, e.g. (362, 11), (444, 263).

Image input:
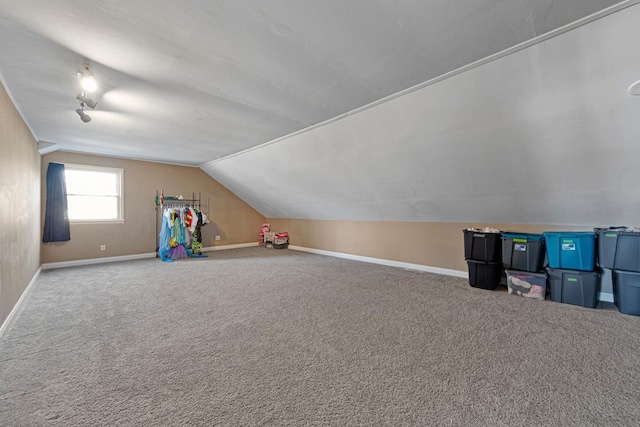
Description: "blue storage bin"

(543, 232), (596, 271)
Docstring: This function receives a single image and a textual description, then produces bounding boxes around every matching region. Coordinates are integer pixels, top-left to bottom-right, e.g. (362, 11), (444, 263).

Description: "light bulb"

(81, 75), (97, 92)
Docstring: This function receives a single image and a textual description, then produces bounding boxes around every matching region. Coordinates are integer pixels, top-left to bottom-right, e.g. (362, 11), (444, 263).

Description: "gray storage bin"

(612, 270), (640, 316)
(596, 228), (640, 271)
(501, 233), (545, 272)
(547, 268), (599, 309)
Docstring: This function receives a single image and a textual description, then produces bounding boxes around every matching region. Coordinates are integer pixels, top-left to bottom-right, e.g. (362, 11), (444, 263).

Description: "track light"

(76, 62), (98, 123)
(74, 63), (98, 122)
(78, 63), (97, 92)
(76, 93), (98, 109)
(76, 103), (92, 123)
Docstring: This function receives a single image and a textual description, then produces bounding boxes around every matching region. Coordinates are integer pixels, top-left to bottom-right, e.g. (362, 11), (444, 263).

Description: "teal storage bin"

(543, 232), (596, 271)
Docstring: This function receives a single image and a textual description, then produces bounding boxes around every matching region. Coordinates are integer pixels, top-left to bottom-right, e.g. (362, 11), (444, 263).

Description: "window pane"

(65, 170), (117, 196)
(68, 196), (118, 220)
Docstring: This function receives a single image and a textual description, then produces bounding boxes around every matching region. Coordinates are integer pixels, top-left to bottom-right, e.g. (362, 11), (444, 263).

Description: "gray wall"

(0, 81), (41, 325)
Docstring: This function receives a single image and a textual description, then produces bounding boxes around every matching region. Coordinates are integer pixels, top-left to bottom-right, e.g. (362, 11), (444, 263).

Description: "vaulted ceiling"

(0, 0), (628, 165)
(2, 1), (639, 225)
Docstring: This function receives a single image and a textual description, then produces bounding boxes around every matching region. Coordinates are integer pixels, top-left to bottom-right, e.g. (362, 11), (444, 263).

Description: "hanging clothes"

(158, 214), (174, 263)
(158, 205), (208, 262)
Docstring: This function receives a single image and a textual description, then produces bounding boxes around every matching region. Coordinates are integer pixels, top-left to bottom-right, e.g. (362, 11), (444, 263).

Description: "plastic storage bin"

(547, 268), (599, 309)
(467, 260), (502, 290)
(506, 270), (546, 300)
(595, 228), (640, 271)
(463, 230), (501, 262)
(543, 232), (596, 271)
(501, 233), (545, 272)
(595, 227), (624, 269)
(612, 270), (640, 316)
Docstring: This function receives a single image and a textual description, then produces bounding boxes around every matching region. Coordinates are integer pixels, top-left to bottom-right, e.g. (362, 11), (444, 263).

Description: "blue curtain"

(43, 162), (70, 243)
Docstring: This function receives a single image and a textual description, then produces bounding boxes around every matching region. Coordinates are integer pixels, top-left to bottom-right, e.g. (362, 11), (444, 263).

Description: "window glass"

(65, 170), (117, 196)
(64, 165), (124, 222)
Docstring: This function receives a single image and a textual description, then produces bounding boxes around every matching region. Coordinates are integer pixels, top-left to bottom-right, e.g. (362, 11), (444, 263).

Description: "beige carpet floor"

(1, 247), (639, 426)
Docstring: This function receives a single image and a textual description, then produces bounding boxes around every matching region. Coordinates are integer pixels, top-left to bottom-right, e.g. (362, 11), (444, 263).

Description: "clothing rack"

(155, 190), (201, 257)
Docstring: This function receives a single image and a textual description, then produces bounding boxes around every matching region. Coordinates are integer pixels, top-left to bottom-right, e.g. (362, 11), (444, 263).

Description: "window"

(64, 164), (124, 222)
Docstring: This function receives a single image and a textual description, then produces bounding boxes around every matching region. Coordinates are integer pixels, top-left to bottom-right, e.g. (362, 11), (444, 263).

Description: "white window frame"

(64, 163), (125, 224)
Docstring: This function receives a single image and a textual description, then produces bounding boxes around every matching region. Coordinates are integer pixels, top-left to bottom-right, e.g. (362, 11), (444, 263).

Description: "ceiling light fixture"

(76, 92), (98, 109)
(76, 103), (92, 123)
(75, 63), (98, 122)
(79, 63), (97, 92)
(629, 80), (640, 96)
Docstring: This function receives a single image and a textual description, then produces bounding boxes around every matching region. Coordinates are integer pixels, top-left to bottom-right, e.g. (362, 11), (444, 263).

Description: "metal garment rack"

(154, 190), (201, 257)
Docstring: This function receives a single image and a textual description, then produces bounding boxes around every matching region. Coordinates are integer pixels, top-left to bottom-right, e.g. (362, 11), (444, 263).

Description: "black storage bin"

(463, 230), (501, 262)
(467, 260), (502, 290)
(501, 233), (545, 272)
(612, 270), (640, 316)
(547, 268), (599, 309)
(595, 228), (640, 271)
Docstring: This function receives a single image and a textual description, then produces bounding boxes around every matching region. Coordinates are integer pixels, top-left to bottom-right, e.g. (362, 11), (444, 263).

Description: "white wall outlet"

(215, 235), (221, 241)
(100, 244), (106, 251)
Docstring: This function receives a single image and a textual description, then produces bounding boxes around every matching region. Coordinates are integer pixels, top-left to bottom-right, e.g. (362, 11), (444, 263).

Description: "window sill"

(70, 219), (126, 225)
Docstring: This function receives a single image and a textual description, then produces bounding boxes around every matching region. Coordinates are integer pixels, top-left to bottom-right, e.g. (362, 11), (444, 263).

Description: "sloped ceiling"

(0, 0), (627, 165)
(202, 3), (640, 225)
(2, 1), (639, 225)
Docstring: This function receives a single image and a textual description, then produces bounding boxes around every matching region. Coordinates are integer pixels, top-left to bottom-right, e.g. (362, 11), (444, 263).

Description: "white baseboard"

(42, 252), (157, 270)
(288, 245), (468, 278)
(201, 242), (258, 252)
(0, 266), (42, 340)
(36, 243), (616, 304)
(598, 292), (614, 303)
(289, 246), (619, 303)
(41, 243), (259, 270)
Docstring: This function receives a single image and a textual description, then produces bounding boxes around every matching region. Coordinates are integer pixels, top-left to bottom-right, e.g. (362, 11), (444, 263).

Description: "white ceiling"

(3, 0), (639, 226)
(203, 3), (640, 225)
(0, 0), (627, 166)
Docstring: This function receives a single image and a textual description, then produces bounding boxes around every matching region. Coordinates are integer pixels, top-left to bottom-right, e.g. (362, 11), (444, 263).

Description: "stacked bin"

(543, 232), (599, 309)
(463, 229), (502, 290)
(596, 228), (640, 316)
(502, 233), (546, 300)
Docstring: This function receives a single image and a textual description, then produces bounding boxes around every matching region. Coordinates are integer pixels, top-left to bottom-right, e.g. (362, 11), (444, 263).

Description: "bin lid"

(542, 231), (595, 237)
(501, 232), (543, 241)
(506, 269), (547, 278)
(546, 267), (599, 276)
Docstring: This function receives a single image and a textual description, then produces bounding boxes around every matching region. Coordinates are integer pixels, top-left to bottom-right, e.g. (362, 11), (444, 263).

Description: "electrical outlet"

(100, 244), (106, 251)
(215, 235), (221, 241)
